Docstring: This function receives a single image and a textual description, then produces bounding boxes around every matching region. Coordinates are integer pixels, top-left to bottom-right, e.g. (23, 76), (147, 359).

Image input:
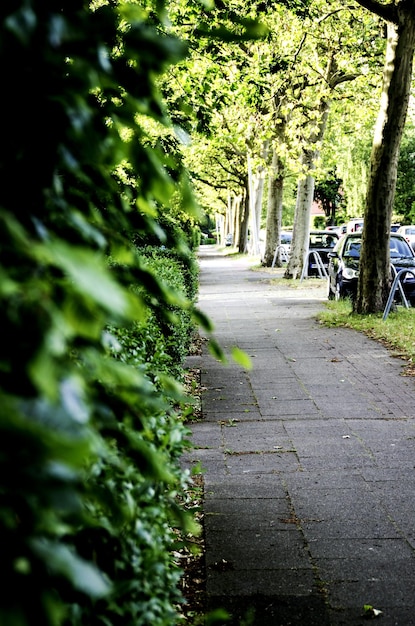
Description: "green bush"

(71, 245), (201, 626)
(0, 3), (203, 626)
(109, 245), (199, 380)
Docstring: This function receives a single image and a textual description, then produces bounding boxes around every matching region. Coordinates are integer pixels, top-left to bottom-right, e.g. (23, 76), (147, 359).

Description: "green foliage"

(395, 124), (415, 223)
(314, 172), (346, 225)
(313, 215), (326, 229)
(231, 347), (252, 370)
(326, 114), (374, 218)
(110, 245), (199, 381)
(0, 2), (205, 626)
(166, 0), (385, 237)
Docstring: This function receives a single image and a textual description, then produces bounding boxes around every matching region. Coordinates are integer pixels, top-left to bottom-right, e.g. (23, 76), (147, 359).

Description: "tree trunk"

(253, 173), (265, 255)
(284, 48), (340, 280)
(263, 147), (285, 267)
(285, 151), (315, 279)
(225, 191), (233, 239)
(238, 186), (250, 253)
(285, 98), (330, 279)
(247, 154), (264, 256)
(232, 194), (242, 247)
(355, 12), (415, 313)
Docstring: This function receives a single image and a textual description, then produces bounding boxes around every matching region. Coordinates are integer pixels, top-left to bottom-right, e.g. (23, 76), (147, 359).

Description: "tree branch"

(212, 155), (246, 183)
(191, 172), (231, 191)
(329, 73), (359, 88)
(317, 6), (358, 25)
(353, 0), (397, 23)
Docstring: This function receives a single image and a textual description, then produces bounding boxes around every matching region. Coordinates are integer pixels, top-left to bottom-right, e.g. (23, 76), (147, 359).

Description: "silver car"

(397, 225), (415, 251)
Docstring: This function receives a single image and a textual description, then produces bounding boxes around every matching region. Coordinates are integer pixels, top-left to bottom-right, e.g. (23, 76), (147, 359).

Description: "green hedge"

(0, 238), (201, 626)
(109, 245), (199, 380)
(0, 3), (205, 626)
(65, 246), (201, 626)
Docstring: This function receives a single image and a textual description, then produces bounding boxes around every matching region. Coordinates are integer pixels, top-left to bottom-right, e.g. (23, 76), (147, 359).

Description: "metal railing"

(383, 265), (415, 320)
(271, 245), (290, 268)
(300, 251), (328, 281)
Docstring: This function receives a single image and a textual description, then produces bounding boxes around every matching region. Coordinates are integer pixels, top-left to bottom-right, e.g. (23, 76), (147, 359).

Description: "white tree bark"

(285, 100), (330, 279)
(247, 154), (262, 256)
(263, 147), (284, 266)
(286, 154), (315, 279)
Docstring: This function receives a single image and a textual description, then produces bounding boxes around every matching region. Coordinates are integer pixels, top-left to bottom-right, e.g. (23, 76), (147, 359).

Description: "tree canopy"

(165, 0), (393, 259)
(164, 0), (415, 300)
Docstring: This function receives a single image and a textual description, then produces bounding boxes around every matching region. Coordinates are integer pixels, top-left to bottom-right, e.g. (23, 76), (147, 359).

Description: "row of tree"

(162, 0), (415, 312)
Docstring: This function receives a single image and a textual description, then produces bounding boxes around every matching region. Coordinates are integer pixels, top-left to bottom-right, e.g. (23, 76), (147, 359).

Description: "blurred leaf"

(36, 239), (145, 321)
(61, 294), (105, 339)
(231, 346), (252, 370)
(205, 608), (232, 624)
(362, 604), (383, 618)
(208, 338), (227, 363)
(194, 18), (269, 42)
(127, 435), (175, 483)
(192, 307), (215, 332)
(31, 540), (111, 598)
(5, 6), (37, 43)
(59, 376), (89, 424)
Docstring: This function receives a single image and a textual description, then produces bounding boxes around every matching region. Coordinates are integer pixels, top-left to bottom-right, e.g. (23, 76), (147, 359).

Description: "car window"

(309, 233), (337, 248)
(344, 239), (361, 257)
(325, 235), (337, 248)
(281, 233), (292, 244)
(390, 237), (412, 258)
(309, 234), (322, 248)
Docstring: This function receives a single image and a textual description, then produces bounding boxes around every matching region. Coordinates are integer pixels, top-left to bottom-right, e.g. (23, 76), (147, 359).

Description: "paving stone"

(206, 568), (317, 596)
(204, 475), (288, 499)
(182, 249), (415, 625)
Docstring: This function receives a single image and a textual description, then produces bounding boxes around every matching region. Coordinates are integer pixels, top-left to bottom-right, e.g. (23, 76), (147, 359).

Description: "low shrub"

(68, 244), (201, 626)
(110, 245), (199, 381)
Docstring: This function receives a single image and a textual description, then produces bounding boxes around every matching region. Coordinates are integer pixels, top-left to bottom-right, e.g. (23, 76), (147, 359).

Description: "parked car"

(397, 225), (415, 250)
(307, 230), (339, 276)
(346, 218), (364, 233)
(327, 232), (415, 303)
(280, 231), (292, 256)
(271, 231), (293, 263)
(326, 225), (344, 236)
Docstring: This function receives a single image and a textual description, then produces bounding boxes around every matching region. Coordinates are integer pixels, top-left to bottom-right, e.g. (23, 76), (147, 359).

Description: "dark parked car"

(307, 230), (339, 276)
(327, 233), (415, 303)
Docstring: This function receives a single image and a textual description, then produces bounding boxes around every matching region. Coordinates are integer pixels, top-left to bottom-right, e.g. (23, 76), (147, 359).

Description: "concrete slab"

(182, 248), (415, 624)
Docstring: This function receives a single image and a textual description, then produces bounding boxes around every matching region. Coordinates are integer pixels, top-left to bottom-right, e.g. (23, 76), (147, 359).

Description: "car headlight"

(343, 267), (358, 280)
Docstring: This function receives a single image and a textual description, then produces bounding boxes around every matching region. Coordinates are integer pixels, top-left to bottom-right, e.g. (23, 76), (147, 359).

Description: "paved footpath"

(182, 246), (415, 626)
